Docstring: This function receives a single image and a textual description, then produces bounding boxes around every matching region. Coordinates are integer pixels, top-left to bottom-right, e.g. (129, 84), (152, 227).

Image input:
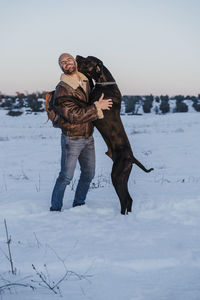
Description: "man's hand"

(98, 93), (113, 110)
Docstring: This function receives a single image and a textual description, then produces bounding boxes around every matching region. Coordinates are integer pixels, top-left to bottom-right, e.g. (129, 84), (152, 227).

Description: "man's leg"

(73, 136), (95, 207)
(50, 134), (83, 211)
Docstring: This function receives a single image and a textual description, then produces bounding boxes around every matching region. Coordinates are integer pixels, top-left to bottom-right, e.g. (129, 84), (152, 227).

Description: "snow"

(0, 110), (200, 299)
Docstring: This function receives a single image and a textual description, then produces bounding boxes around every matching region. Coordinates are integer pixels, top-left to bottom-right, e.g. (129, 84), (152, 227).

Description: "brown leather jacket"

(54, 72), (103, 138)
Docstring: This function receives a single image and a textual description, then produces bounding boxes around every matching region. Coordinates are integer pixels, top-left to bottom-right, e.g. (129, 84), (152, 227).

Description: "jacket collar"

(60, 72), (88, 91)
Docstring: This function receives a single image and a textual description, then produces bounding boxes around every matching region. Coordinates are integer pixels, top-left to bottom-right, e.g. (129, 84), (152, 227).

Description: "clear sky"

(1, 0), (200, 96)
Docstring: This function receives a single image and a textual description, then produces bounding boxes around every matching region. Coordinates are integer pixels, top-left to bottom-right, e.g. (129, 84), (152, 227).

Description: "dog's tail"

(132, 156), (154, 173)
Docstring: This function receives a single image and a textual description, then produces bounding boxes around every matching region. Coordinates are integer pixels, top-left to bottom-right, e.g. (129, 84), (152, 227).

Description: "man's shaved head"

(58, 53), (74, 66)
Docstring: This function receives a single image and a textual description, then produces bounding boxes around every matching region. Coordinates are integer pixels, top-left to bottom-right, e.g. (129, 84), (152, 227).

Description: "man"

(50, 53), (113, 211)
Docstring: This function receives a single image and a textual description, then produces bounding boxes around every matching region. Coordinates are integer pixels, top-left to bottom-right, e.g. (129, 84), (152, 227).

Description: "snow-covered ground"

(0, 110), (200, 300)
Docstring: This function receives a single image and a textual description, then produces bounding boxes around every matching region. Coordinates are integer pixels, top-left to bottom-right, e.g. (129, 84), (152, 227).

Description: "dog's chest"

(90, 86), (121, 104)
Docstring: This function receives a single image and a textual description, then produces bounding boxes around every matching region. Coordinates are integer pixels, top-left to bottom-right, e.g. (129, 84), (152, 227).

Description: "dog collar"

(95, 82), (116, 86)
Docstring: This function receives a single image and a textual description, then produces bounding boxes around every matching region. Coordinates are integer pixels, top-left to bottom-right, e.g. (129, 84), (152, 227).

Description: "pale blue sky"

(1, 0), (200, 96)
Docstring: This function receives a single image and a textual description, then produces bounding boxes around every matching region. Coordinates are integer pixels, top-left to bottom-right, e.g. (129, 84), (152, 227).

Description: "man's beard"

(62, 64), (76, 75)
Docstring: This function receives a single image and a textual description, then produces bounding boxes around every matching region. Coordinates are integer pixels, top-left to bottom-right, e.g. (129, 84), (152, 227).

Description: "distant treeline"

(0, 92), (200, 116)
(0, 92), (45, 116)
(122, 94), (200, 114)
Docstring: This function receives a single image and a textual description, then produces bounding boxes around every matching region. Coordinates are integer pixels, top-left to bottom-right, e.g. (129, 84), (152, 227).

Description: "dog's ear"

(76, 55), (84, 61)
(96, 62), (103, 74)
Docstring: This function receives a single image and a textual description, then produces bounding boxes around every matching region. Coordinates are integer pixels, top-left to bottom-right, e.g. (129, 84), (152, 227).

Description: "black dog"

(76, 55), (153, 214)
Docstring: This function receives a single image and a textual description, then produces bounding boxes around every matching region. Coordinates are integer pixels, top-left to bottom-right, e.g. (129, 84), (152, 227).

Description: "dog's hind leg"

(111, 155), (133, 215)
(127, 192), (133, 213)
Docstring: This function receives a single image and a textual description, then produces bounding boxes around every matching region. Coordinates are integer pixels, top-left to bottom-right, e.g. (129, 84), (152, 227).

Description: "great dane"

(76, 55), (153, 214)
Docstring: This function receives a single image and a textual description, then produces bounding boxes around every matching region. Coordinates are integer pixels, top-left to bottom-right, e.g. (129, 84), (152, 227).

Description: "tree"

(174, 95), (185, 102)
(160, 97), (170, 114)
(192, 98), (200, 112)
(143, 94), (153, 113)
(175, 99), (188, 112)
(123, 96), (136, 114)
(26, 93), (44, 112)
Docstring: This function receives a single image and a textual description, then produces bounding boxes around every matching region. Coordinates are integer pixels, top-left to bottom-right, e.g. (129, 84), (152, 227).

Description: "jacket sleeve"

(54, 96), (103, 124)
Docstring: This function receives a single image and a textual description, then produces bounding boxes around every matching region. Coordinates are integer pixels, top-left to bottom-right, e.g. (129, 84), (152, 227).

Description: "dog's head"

(76, 55), (103, 81)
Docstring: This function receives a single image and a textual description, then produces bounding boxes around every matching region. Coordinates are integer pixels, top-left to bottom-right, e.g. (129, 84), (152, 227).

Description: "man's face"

(59, 55), (77, 75)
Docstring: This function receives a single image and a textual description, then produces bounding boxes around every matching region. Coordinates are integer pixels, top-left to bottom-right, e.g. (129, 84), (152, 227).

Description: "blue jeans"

(51, 133), (95, 210)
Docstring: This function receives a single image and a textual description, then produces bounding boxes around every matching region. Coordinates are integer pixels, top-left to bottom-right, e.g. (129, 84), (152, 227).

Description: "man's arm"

(55, 96), (102, 124)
